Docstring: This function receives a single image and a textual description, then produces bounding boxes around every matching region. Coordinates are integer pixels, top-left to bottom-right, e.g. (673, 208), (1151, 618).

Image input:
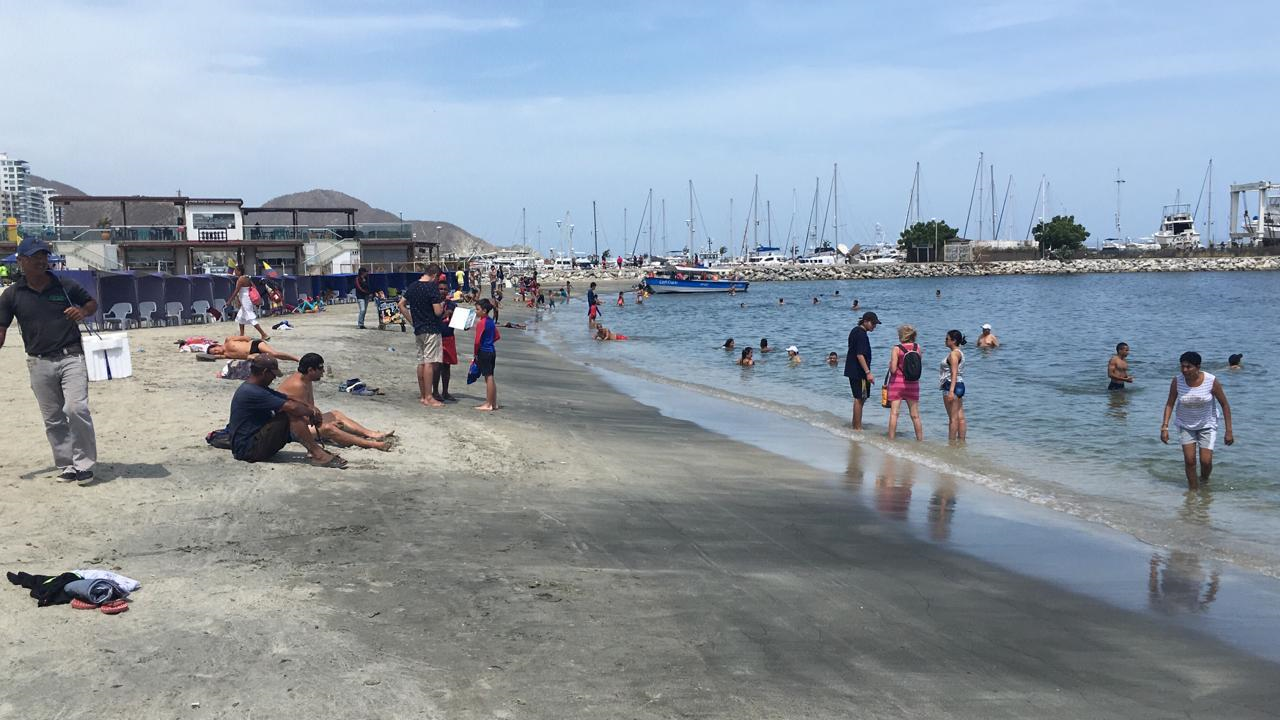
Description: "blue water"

(542, 272), (1280, 576)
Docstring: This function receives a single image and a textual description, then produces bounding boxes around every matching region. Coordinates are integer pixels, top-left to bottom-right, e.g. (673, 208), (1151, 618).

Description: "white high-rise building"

(0, 153), (57, 225)
(0, 153), (31, 221)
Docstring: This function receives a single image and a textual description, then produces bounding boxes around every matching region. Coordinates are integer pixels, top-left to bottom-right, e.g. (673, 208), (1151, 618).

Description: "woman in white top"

(1161, 351), (1234, 490)
(229, 265), (270, 341)
(940, 330), (968, 442)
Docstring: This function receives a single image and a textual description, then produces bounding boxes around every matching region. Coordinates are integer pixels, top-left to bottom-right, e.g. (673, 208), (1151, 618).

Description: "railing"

(52, 241), (122, 272)
(18, 222), (414, 245)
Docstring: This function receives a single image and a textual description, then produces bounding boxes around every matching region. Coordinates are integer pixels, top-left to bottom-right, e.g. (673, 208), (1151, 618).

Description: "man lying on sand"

(227, 355), (347, 469)
(206, 336), (300, 362)
(279, 353), (395, 452)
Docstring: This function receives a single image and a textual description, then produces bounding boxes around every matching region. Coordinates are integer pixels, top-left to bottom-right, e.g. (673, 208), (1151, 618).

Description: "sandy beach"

(2, 299), (1279, 719)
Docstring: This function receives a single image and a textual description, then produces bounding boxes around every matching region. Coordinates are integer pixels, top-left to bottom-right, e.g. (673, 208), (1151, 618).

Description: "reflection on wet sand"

(928, 479), (957, 541)
(1178, 489), (1214, 526)
(875, 453), (914, 521)
(1149, 551), (1221, 614)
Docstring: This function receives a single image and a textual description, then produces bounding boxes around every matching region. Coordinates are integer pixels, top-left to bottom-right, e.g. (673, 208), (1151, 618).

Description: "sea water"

(541, 271), (1280, 577)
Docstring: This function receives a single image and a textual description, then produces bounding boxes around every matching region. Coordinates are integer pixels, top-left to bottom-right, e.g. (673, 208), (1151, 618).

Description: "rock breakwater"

(541, 256), (1280, 284)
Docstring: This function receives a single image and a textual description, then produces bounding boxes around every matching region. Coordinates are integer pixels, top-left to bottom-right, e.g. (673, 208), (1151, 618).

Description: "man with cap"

(844, 311), (880, 430)
(786, 345), (802, 363)
(0, 237), (99, 483)
(226, 354), (348, 468)
(977, 323), (999, 348)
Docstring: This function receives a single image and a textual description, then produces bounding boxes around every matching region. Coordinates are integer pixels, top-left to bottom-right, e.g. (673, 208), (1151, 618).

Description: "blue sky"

(2, 0), (1272, 254)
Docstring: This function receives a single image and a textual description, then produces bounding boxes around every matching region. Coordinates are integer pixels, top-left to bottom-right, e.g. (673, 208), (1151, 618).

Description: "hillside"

(29, 178), (493, 255)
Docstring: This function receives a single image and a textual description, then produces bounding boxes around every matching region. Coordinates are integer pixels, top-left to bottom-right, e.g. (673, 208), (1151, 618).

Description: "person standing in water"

(885, 324), (924, 441)
(940, 330), (967, 442)
(976, 323), (999, 348)
(1108, 342), (1134, 391)
(1161, 351), (1234, 491)
(844, 311), (880, 430)
(759, 338), (774, 354)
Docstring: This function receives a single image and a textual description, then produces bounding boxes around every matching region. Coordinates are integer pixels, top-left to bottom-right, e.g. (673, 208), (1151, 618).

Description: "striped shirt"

(1175, 372), (1218, 431)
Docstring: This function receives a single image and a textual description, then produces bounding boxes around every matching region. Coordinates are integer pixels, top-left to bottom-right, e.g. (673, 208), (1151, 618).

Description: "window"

(193, 213), (237, 230)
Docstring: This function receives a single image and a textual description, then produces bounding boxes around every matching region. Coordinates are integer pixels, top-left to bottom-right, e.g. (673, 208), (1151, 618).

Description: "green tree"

(601, 249), (611, 264)
(1032, 215), (1090, 258)
(898, 220), (957, 262)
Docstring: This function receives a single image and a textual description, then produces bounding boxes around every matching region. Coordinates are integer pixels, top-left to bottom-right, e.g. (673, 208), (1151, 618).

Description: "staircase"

(54, 241), (121, 271)
(304, 238), (360, 275)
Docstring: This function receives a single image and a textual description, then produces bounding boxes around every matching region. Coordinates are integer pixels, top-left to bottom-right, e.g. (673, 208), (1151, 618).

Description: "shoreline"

(2, 302), (1279, 716)
(536, 255), (1280, 284)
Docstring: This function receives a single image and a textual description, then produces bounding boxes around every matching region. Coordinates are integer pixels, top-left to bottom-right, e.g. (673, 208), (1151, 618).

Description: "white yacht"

(1153, 204), (1201, 249)
(855, 243), (903, 264)
(744, 245), (790, 265)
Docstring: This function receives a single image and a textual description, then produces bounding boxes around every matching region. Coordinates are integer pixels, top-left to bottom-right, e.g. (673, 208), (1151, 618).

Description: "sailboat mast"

(990, 165), (996, 243)
(647, 189), (654, 259)
(1115, 168), (1125, 239)
(623, 207), (627, 262)
(753, 174), (760, 252)
(1206, 159), (1214, 245)
(592, 201), (598, 263)
(661, 198), (666, 255)
(766, 200), (772, 248)
(688, 180), (695, 255)
(521, 207), (527, 247)
(833, 163), (839, 249)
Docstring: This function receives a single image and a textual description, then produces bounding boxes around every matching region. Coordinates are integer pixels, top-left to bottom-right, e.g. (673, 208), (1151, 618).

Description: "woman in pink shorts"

(886, 324), (924, 441)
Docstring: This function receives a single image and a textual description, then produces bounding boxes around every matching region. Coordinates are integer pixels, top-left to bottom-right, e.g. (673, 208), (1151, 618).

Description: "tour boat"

(642, 266), (749, 294)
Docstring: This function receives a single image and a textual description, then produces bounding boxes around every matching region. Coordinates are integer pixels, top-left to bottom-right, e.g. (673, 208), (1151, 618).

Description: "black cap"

(17, 237), (54, 257)
(860, 311), (881, 325)
(250, 354), (282, 378)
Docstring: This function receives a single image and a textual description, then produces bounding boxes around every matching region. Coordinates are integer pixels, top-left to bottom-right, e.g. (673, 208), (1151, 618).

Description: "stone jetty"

(540, 256), (1280, 283)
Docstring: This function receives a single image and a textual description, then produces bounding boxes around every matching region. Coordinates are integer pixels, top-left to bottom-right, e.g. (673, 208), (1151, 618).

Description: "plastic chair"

(191, 300), (212, 323)
(137, 301), (158, 327)
(102, 302), (134, 330)
(164, 301), (186, 326)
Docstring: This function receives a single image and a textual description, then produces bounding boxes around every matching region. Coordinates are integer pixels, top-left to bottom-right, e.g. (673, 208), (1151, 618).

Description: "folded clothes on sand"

(65, 578), (126, 605)
(73, 569), (141, 594)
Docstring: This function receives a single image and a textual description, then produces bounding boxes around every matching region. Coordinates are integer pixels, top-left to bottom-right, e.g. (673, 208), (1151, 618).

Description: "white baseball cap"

(981, 323), (992, 330)
(786, 345), (799, 353)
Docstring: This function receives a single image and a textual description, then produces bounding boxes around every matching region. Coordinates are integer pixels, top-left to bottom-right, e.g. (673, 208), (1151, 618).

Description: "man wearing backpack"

(886, 324), (924, 441)
(844, 311), (880, 430)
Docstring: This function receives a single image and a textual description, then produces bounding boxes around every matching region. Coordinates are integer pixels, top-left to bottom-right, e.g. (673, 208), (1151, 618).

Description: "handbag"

(466, 359), (481, 385)
(880, 367), (891, 408)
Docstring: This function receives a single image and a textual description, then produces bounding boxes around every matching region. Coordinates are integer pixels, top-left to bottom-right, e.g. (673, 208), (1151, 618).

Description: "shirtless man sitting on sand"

(278, 353), (396, 451)
(207, 336), (300, 362)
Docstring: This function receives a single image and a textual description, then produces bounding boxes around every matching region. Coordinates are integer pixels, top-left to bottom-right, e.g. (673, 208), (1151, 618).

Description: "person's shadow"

(18, 463), (170, 486)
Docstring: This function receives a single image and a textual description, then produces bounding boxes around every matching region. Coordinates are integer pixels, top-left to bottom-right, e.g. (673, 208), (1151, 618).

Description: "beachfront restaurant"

(47, 196), (429, 275)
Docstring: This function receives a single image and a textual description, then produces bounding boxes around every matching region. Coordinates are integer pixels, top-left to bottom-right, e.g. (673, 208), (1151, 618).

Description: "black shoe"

(75, 470), (95, 486)
(357, 325), (366, 330)
(58, 468), (78, 482)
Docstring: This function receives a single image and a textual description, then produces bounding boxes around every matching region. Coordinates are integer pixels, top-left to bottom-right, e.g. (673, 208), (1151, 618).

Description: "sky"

(2, 0), (1274, 255)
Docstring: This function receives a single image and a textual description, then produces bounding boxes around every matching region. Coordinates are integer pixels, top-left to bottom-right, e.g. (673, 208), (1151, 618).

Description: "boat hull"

(644, 277), (749, 293)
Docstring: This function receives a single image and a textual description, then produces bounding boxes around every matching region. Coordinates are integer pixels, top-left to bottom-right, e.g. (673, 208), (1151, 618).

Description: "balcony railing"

(18, 222), (415, 245)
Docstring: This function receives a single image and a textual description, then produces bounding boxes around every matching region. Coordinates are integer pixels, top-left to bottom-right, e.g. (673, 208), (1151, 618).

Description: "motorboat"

(642, 266), (749, 294)
(1153, 204), (1201, 249)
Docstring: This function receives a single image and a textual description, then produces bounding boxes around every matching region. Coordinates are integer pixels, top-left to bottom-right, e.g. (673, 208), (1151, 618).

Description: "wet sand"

(1, 302), (1278, 718)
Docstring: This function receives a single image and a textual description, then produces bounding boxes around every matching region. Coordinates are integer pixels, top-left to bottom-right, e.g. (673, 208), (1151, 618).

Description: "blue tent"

(96, 272), (139, 323)
(163, 275), (193, 323)
(52, 270), (101, 322)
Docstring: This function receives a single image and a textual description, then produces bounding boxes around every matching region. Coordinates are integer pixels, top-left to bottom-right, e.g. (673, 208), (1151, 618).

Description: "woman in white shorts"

(1160, 351), (1234, 490)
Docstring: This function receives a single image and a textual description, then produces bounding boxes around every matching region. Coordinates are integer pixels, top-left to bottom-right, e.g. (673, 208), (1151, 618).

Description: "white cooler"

(83, 332), (133, 381)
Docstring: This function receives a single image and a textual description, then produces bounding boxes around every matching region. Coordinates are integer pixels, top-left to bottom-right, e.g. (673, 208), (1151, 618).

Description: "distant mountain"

(255, 189), (495, 256)
(30, 178), (494, 255)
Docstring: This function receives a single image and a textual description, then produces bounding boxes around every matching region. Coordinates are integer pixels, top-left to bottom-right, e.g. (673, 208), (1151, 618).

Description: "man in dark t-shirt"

(227, 355), (347, 468)
(399, 264), (446, 407)
(0, 238), (99, 483)
(354, 267), (372, 329)
(843, 311), (880, 430)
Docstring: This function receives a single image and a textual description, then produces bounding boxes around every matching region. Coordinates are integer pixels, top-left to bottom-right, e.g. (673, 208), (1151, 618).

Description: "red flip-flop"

(99, 599), (129, 615)
(71, 598), (99, 610)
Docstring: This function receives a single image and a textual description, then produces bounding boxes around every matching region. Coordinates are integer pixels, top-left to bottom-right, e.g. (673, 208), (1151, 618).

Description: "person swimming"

(737, 347), (755, 366)
(827, 352), (839, 365)
(760, 338), (775, 353)
(723, 338), (735, 351)
(1228, 353), (1243, 369)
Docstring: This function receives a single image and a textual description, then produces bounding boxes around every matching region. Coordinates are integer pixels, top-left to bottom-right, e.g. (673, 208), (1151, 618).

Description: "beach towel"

(219, 360), (252, 380)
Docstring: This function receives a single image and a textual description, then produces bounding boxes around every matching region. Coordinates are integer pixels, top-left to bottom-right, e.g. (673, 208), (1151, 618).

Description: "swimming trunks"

(849, 377), (870, 400)
(249, 339), (263, 355)
(1107, 381), (1125, 391)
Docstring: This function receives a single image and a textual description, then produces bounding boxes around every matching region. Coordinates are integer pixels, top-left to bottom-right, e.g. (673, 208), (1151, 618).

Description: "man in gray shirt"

(0, 238), (99, 483)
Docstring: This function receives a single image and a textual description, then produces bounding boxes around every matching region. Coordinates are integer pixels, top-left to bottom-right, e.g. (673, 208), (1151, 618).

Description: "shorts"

(415, 333), (443, 365)
(476, 350), (496, 377)
(249, 339), (263, 356)
(1107, 381), (1125, 391)
(1178, 426), (1216, 450)
(848, 376), (870, 400)
(441, 335), (458, 365)
(588, 305), (600, 319)
(941, 380), (966, 398)
(238, 413), (292, 463)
